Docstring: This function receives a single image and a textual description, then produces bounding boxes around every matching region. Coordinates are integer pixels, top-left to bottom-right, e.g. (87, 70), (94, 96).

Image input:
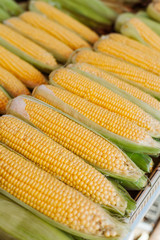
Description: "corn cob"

(107, 33), (160, 58)
(0, 115), (128, 214)
(121, 18), (160, 52)
(50, 67), (160, 138)
(0, 46), (46, 88)
(95, 36), (160, 76)
(0, 23), (57, 73)
(0, 86), (11, 114)
(0, 194), (73, 240)
(5, 17), (73, 63)
(0, 144), (126, 239)
(70, 63), (160, 122)
(8, 95), (144, 187)
(30, 1), (99, 44)
(0, 0), (23, 16)
(147, 2), (160, 22)
(0, 65), (30, 97)
(71, 49), (160, 99)
(33, 85), (160, 155)
(20, 12), (90, 50)
(0, 8), (10, 22)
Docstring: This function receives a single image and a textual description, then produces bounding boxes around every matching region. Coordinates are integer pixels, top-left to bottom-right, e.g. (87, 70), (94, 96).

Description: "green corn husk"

(0, 0), (23, 16)
(33, 85), (160, 156)
(125, 152), (153, 173)
(0, 35), (58, 73)
(4, 17), (72, 63)
(136, 11), (148, 18)
(115, 13), (160, 36)
(7, 95), (146, 192)
(147, 3), (160, 23)
(0, 188), (128, 240)
(0, 194), (73, 240)
(0, 8), (10, 22)
(67, 63), (160, 124)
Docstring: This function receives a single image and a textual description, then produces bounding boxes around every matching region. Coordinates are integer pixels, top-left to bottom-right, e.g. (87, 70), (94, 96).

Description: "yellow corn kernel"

(5, 17), (73, 62)
(73, 49), (160, 95)
(0, 87), (10, 114)
(33, 1), (99, 44)
(0, 46), (46, 88)
(124, 18), (160, 52)
(0, 65), (30, 97)
(50, 68), (160, 136)
(0, 115), (126, 213)
(34, 85), (151, 143)
(0, 23), (57, 67)
(96, 37), (160, 76)
(74, 63), (160, 111)
(20, 12), (90, 50)
(10, 96), (141, 180)
(108, 33), (160, 58)
(0, 144), (120, 237)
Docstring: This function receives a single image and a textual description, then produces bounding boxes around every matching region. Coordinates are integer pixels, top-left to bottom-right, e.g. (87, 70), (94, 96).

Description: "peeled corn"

(0, 23), (57, 72)
(0, 144), (125, 238)
(50, 67), (160, 137)
(0, 115), (128, 214)
(5, 17), (73, 63)
(0, 86), (11, 114)
(20, 12), (90, 50)
(71, 49), (160, 99)
(0, 65), (29, 97)
(147, 2), (160, 22)
(7, 95), (143, 185)
(0, 46), (46, 88)
(30, 1), (99, 44)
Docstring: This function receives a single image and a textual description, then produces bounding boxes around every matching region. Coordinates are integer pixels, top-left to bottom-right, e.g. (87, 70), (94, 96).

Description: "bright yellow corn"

(0, 144), (120, 237)
(50, 68), (160, 136)
(32, 1), (99, 44)
(20, 12), (90, 50)
(108, 33), (160, 58)
(95, 37), (160, 76)
(72, 49), (160, 96)
(9, 95), (141, 180)
(0, 87), (10, 114)
(0, 23), (57, 67)
(0, 65), (30, 97)
(0, 46), (46, 88)
(123, 18), (160, 51)
(74, 63), (160, 111)
(0, 115), (126, 214)
(34, 85), (151, 143)
(5, 17), (73, 63)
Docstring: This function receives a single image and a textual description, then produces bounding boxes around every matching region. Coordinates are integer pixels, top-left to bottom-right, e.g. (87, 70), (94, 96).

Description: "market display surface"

(0, 0), (160, 240)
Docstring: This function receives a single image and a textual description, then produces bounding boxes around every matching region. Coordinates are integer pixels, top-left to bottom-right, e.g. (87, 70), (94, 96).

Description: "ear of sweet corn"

(0, 194), (73, 240)
(0, 0), (23, 16)
(30, 1), (99, 44)
(0, 65), (30, 97)
(69, 63), (160, 122)
(0, 114), (130, 215)
(20, 12), (90, 50)
(95, 36), (160, 76)
(7, 95), (144, 188)
(147, 2), (160, 22)
(0, 86), (11, 114)
(5, 17), (73, 63)
(49, 67), (160, 138)
(121, 18), (160, 52)
(71, 49), (160, 100)
(0, 144), (126, 239)
(0, 8), (10, 22)
(0, 23), (58, 73)
(33, 85), (160, 156)
(0, 46), (47, 88)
